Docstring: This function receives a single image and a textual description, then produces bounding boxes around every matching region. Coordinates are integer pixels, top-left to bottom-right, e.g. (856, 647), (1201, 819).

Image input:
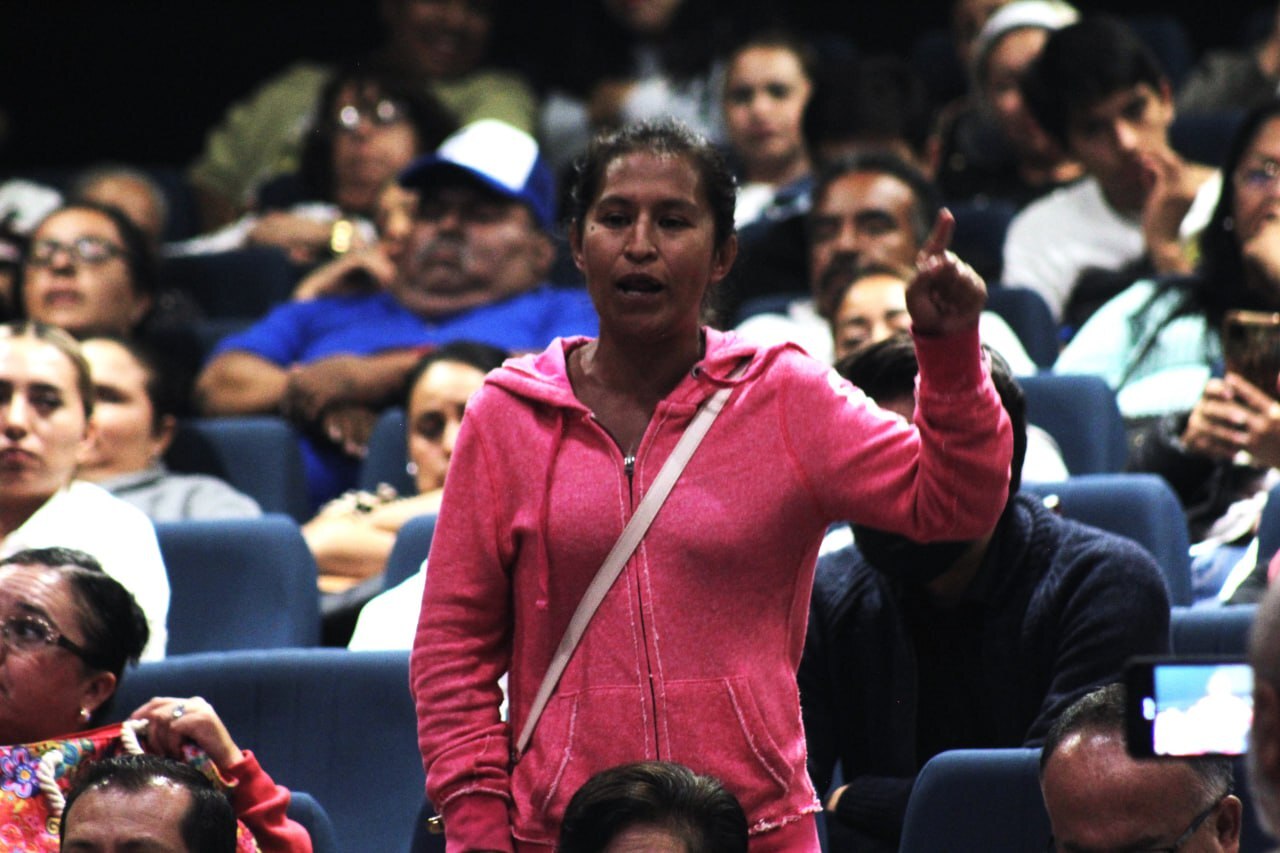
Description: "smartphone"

(1123, 656), (1254, 758)
(1223, 310), (1280, 398)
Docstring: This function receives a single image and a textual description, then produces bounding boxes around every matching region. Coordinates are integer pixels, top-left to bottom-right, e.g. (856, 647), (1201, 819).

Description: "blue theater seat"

(1020, 374), (1129, 475)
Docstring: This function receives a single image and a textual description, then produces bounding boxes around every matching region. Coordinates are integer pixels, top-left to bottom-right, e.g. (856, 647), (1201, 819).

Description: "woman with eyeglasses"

(169, 66), (456, 267)
(0, 321), (169, 658)
(304, 341), (507, 599)
(1056, 98), (1280, 595)
(0, 546), (311, 852)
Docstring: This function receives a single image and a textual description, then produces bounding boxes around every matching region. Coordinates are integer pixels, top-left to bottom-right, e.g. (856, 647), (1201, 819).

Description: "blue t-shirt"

(211, 285), (598, 507)
(212, 285), (598, 364)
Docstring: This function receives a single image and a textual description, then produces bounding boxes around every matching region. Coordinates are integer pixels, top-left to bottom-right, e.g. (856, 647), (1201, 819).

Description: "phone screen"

(1125, 658), (1254, 758)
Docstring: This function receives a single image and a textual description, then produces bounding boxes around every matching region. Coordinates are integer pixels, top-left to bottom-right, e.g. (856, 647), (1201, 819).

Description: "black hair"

(85, 333), (191, 429)
(0, 320), (94, 417)
(557, 761), (748, 853)
(1021, 16), (1167, 150)
(1040, 684), (1234, 805)
(568, 120), (739, 250)
(0, 547), (149, 719)
(61, 754), (237, 853)
(298, 65), (458, 208)
(810, 151), (941, 248)
(402, 340), (508, 408)
(836, 335), (1028, 494)
(803, 55), (934, 165)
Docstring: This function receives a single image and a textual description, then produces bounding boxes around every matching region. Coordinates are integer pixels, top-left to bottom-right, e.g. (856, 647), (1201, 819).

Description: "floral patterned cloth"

(0, 723), (259, 851)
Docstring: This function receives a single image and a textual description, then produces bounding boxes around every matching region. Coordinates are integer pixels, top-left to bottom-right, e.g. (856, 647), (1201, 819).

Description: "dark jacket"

(799, 493), (1172, 851)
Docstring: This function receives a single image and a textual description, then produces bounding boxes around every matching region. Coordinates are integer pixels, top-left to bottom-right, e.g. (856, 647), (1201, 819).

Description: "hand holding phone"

(1124, 656), (1254, 758)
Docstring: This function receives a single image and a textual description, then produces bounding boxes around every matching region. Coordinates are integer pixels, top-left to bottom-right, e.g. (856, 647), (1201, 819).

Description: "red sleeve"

(223, 750), (314, 853)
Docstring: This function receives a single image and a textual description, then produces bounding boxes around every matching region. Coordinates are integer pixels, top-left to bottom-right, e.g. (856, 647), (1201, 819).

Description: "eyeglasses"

(27, 236), (126, 268)
(0, 613), (105, 669)
(1236, 158), (1280, 191)
(1045, 795), (1224, 853)
(334, 99), (406, 133)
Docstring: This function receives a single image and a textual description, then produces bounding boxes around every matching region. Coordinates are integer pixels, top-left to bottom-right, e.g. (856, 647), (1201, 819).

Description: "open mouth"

(616, 274), (664, 296)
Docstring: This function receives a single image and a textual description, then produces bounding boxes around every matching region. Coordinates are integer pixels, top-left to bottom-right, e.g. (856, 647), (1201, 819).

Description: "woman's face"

(983, 27), (1059, 160)
(22, 209), (149, 339)
(1232, 115), (1280, 248)
(0, 565), (111, 744)
(407, 360), (487, 494)
(330, 83), (421, 215)
(79, 339), (166, 482)
(831, 273), (913, 361)
(723, 46), (812, 180)
(383, 0), (493, 79)
(572, 152), (735, 344)
(0, 335), (90, 515)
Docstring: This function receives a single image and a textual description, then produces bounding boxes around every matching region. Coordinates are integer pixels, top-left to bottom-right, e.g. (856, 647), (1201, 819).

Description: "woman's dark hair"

(297, 65), (457, 207)
(568, 120), (738, 249)
(402, 340), (509, 408)
(558, 761), (748, 853)
(86, 333), (192, 428)
(0, 547), (148, 707)
(63, 754), (237, 853)
(23, 202), (160, 303)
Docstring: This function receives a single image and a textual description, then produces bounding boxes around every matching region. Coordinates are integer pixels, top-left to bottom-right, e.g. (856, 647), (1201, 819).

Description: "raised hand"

(905, 208), (987, 337)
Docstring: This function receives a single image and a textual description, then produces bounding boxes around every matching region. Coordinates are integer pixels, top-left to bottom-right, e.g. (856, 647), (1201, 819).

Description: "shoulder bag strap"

(513, 374), (739, 760)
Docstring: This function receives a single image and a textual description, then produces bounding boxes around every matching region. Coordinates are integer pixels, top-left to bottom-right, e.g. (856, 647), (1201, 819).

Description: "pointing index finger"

(920, 207), (955, 259)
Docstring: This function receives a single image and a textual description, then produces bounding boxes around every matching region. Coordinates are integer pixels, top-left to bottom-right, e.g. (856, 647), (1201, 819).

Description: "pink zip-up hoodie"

(412, 327), (1012, 852)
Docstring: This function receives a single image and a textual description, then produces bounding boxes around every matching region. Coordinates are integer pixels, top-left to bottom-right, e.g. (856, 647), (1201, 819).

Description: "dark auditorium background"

(0, 0), (1272, 170)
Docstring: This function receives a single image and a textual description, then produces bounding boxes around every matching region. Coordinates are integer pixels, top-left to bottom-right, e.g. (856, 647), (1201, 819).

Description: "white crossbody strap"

(513, 379), (737, 759)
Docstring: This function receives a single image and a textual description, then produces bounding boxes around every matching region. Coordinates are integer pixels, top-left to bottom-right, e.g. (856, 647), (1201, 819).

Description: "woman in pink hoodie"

(411, 120), (1013, 852)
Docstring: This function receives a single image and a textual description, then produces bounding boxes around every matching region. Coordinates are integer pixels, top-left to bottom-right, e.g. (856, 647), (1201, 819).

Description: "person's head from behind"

(721, 32), (815, 185)
(567, 120), (739, 332)
(558, 761), (748, 853)
(60, 754), (236, 853)
(71, 167), (169, 250)
(379, 0), (496, 80)
(802, 55), (933, 174)
(395, 120), (557, 318)
(1040, 684), (1241, 853)
(828, 263), (916, 362)
(0, 547), (148, 743)
(404, 341), (507, 495)
(77, 336), (188, 485)
(21, 204), (158, 339)
(1199, 98), (1280, 321)
(301, 67), (456, 217)
(806, 153), (939, 319)
(970, 0), (1079, 164)
(0, 321), (95, 522)
(1021, 16), (1173, 212)
(836, 335), (1027, 585)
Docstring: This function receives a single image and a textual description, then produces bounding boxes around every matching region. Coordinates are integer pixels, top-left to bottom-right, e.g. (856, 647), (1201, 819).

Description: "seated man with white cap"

(196, 120), (597, 506)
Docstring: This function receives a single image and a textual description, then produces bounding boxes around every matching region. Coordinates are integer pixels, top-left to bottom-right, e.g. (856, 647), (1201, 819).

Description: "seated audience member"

(734, 153), (1037, 370)
(188, 0), (536, 228)
(71, 165), (170, 250)
(195, 120), (597, 507)
(1250, 576), (1280, 833)
(1040, 684), (1242, 853)
(60, 754), (237, 853)
(1058, 100), (1280, 584)
(171, 66), (455, 265)
(0, 322), (167, 659)
(934, 0), (1084, 208)
(720, 32), (815, 229)
(1178, 1), (1280, 115)
(557, 761), (748, 853)
(799, 335), (1170, 851)
(0, 548), (309, 852)
(79, 336), (261, 521)
(1009, 16), (1217, 327)
(307, 341), (505, 590)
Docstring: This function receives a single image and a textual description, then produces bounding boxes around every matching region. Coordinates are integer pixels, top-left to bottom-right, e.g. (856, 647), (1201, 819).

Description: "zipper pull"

(624, 454), (636, 480)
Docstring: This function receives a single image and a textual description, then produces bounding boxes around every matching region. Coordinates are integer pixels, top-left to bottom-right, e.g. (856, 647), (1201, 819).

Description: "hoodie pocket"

(662, 676), (797, 820)
(510, 684), (648, 843)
